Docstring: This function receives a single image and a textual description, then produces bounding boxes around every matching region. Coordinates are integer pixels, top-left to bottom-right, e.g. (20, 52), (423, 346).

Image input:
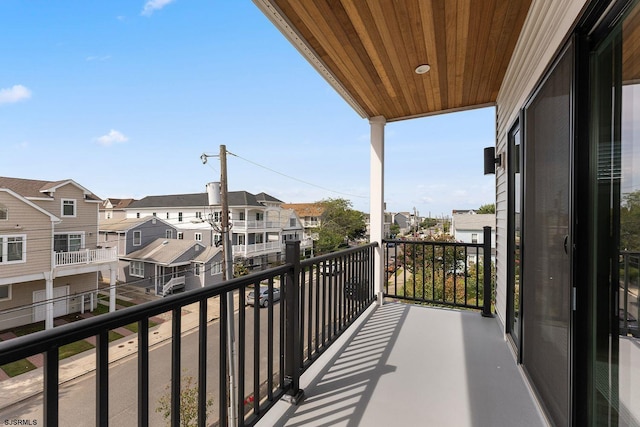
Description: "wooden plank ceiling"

(257, 0), (532, 121)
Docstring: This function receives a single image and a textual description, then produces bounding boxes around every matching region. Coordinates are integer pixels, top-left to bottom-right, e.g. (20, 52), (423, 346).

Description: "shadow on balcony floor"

(258, 302), (548, 427)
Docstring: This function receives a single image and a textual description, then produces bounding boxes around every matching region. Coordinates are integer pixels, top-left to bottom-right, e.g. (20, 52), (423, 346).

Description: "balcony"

(0, 238), (547, 426)
(232, 220), (281, 231)
(233, 241), (283, 257)
(54, 247), (118, 268)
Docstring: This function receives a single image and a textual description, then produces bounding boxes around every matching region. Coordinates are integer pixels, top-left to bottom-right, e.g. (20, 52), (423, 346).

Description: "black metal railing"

(620, 251), (640, 338)
(0, 241), (376, 427)
(383, 226), (493, 316)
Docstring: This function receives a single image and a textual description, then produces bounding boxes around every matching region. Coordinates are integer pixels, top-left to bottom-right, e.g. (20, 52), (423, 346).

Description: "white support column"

(44, 272), (54, 330)
(109, 268), (117, 313)
(369, 116), (386, 305)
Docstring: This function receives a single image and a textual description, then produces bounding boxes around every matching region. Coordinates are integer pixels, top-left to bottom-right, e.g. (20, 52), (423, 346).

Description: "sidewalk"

(0, 289), (240, 411)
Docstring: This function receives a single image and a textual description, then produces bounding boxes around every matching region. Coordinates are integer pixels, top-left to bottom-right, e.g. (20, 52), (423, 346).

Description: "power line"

(228, 150), (368, 200)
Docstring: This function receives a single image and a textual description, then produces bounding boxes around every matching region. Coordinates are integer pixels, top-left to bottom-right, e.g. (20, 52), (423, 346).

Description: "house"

(281, 203), (325, 256)
(120, 238), (223, 296)
(450, 212), (496, 263)
(253, 0), (640, 424)
(392, 212), (411, 236)
(126, 190), (298, 271)
(98, 216), (178, 282)
(0, 177), (118, 329)
(100, 198), (136, 220)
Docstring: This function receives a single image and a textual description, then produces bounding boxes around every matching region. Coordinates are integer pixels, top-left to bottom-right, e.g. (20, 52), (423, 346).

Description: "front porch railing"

(0, 241), (376, 427)
(383, 226), (493, 316)
(54, 247), (117, 267)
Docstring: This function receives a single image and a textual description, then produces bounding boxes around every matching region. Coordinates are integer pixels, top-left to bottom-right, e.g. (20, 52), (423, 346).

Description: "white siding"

(494, 0), (587, 328)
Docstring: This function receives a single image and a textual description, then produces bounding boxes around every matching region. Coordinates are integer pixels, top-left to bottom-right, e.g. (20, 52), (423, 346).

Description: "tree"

(156, 375), (213, 427)
(477, 203), (495, 214)
(315, 198), (366, 254)
(621, 190), (640, 251)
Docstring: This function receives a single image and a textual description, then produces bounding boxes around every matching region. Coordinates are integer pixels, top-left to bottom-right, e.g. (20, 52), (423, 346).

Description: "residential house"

(392, 212), (411, 236)
(126, 190), (296, 271)
(450, 212), (496, 263)
(100, 198), (136, 220)
(281, 203), (324, 256)
(253, 0), (640, 424)
(98, 216), (178, 282)
(0, 177), (117, 329)
(121, 238), (223, 296)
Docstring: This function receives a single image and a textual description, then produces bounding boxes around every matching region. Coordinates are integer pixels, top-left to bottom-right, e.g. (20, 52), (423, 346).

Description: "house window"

(133, 230), (142, 246)
(256, 212), (264, 221)
(177, 232), (184, 240)
(195, 233), (202, 242)
(471, 233), (478, 244)
(239, 212), (245, 221)
(130, 261), (144, 277)
(62, 199), (76, 217)
(166, 230), (173, 239)
(290, 218), (296, 227)
(194, 264), (201, 275)
(214, 211), (221, 222)
(0, 235), (26, 263)
(166, 212), (170, 219)
(211, 261), (223, 275)
(0, 204), (7, 221)
(0, 284), (11, 301)
(196, 212), (202, 219)
(153, 213), (157, 217)
(178, 212), (183, 222)
(214, 235), (222, 246)
(54, 233), (82, 252)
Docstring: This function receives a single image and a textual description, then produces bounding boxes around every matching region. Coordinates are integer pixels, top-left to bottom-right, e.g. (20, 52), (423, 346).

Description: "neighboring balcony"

(54, 247), (118, 268)
(233, 241), (282, 257)
(232, 220), (281, 231)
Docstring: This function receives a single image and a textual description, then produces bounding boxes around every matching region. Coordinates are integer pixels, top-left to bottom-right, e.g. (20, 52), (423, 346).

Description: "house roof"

(128, 191), (282, 209)
(98, 217), (173, 232)
(123, 238), (207, 266)
(451, 214), (495, 231)
(0, 176), (101, 201)
(281, 203), (324, 218)
(254, 0), (532, 121)
(193, 245), (222, 263)
(101, 198), (136, 210)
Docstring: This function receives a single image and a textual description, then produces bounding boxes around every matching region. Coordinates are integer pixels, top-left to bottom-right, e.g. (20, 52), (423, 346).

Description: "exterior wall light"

(484, 146), (502, 175)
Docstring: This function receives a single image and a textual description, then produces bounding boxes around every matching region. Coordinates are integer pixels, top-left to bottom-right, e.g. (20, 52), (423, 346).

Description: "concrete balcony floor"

(258, 302), (548, 427)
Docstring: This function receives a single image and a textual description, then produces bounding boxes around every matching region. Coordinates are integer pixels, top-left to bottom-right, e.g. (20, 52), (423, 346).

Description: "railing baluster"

(219, 295), (228, 427)
(44, 347), (59, 427)
(138, 318), (149, 427)
(96, 331), (109, 427)
(171, 308), (181, 427)
(198, 299), (207, 427)
(268, 278), (274, 402)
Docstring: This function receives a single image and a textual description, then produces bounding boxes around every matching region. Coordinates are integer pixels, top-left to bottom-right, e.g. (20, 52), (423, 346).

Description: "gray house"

(121, 238), (223, 296)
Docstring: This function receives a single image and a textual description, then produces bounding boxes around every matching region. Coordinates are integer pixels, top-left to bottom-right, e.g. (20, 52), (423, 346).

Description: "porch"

(54, 247), (118, 268)
(257, 302), (546, 427)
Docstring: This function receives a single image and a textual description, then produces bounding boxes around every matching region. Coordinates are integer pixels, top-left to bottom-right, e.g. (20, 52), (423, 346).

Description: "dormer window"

(0, 204), (7, 221)
(62, 199), (76, 217)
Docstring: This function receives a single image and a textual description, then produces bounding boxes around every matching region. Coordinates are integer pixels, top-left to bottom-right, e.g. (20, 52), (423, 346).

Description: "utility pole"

(202, 145), (238, 425)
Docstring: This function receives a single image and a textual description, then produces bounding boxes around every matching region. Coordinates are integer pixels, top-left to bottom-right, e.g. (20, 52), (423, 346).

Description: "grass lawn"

(109, 330), (124, 342)
(123, 319), (159, 334)
(59, 340), (95, 360)
(1, 359), (37, 377)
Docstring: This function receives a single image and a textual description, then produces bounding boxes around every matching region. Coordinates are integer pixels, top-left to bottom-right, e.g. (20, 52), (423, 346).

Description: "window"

(62, 199), (76, 217)
(239, 212), (245, 221)
(0, 235), (26, 263)
(471, 233), (478, 244)
(130, 261), (144, 277)
(178, 212), (183, 222)
(214, 235), (222, 246)
(194, 264), (200, 275)
(195, 233), (202, 242)
(54, 233), (82, 252)
(196, 212), (202, 219)
(256, 212), (264, 221)
(211, 261), (223, 275)
(166, 230), (173, 239)
(133, 230), (141, 246)
(166, 212), (170, 219)
(153, 213), (157, 217)
(290, 218), (296, 227)
(0, 204), (7, 221)
(0, 284), (11, 301)
(177, 232), (184, 240)
(214, 211), (221, 222)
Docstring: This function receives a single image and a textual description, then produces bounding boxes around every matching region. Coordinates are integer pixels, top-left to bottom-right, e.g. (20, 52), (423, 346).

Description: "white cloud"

(141, 0), (175, 16)
(96, 130), (129, 146)
(0, 85), (32, 105)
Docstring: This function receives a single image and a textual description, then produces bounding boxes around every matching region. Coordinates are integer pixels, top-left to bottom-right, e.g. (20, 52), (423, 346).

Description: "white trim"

(61, 198), (77, 217)
(0, 189), (60, 222)
(0, 203), (7, 221)
(130, 260), (144, 277)
(0, 234), (27, 264)
(133, 230), (142, 246)
(195, 232), (203, 242)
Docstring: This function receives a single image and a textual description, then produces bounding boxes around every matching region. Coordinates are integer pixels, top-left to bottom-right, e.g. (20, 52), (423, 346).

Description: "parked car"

(247, 286), (280, 308)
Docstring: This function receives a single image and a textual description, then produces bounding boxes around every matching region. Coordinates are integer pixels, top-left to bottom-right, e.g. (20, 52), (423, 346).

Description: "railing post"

(283, 241), (305, 404)
(482, 226), (494, 317)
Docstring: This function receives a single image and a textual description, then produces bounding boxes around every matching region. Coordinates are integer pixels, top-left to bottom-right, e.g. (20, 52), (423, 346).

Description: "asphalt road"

(0, 303), (281, 426)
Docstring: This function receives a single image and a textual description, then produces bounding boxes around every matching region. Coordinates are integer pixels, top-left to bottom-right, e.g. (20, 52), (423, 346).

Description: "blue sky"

(0, 1), (495, 218)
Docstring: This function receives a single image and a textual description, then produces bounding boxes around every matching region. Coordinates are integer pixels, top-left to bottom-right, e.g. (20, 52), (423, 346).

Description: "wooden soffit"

(254, 0), (532, 122)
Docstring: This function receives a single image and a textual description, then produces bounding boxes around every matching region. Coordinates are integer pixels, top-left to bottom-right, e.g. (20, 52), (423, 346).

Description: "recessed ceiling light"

(415, 64), (431, 74)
